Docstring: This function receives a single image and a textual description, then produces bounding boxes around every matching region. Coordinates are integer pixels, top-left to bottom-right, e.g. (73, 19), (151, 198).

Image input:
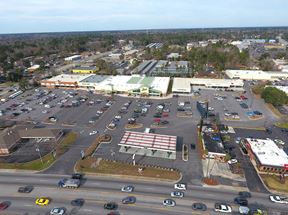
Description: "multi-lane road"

(0, 172), (286, 215)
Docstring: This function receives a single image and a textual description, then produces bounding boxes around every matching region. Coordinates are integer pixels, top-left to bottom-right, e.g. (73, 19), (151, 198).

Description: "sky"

(0, 0), (288, 34)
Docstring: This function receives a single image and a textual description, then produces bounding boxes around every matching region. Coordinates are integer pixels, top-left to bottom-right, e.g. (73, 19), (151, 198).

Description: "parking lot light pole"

(35, 145), (43, 165)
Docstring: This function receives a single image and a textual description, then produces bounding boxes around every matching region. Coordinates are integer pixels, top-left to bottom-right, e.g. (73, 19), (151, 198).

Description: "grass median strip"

(76, 158), (181, 181)
(262, 174), (288, 193)
(0, 131), (77, 171)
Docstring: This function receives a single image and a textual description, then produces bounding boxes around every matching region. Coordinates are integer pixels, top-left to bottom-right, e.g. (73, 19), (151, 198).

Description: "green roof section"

(140, 77), (154, 86)
(127, 76), (141, 84)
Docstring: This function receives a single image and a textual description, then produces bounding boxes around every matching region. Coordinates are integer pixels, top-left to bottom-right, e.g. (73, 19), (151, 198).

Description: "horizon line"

(1, 25), (288, 36)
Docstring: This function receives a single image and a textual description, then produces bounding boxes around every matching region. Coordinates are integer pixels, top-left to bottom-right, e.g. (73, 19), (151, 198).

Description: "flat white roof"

(172, 78), (244, 92)
(45, 74), (93, 83)
(246, 138), (288, 168)
(119, 131), (177, 152)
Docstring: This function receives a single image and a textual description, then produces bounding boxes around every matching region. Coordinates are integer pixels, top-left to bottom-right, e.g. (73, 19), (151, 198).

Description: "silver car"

(170, 191), (184, 198)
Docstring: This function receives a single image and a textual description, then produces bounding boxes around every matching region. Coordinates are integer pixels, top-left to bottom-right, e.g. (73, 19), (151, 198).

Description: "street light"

(35, 143), (43, 165)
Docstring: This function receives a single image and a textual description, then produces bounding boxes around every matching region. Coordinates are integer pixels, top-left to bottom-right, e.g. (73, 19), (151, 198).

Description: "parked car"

(240, 102), (248, 109)
(227, 159), (238, 165)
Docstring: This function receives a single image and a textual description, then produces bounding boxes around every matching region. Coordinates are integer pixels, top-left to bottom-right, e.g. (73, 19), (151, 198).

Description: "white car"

(239, 206), (250, 214)
(214, 203), (232, 213)
(224, 112), (232, 117)
(274, 139), (285, 145)
(227, 159), (238, 165)
(170, 191), (184, 198)
(50, 207), (66, 215)
(121, 185), (134, 192)
(89, 130), (98, 136)
(174, 183), (186, 190)
(96, 110), (103, 114)
(163, 199), (176, 207)
(115, 115), (122, 119)
(269, 195), (288, 204)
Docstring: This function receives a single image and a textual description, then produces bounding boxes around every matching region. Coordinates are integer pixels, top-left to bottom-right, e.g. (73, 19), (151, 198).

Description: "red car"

(240, 95), (248, 100)
(162, 113), (169, 117)
(0, 201), (9, 210)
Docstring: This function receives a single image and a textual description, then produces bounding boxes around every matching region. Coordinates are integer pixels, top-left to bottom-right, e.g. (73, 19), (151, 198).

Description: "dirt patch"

(202, 177), (219, 185)
(125, 123), (143, 129)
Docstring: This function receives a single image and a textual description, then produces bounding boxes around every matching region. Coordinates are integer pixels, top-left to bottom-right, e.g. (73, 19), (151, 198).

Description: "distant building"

(146, 43), (163, 49)
(244, 138), (288, 174)
(64, 55), (82, 61)
(172, 78), (244, 93)
(108, 53), (123, 59)
(186, 42), (199, 50)
(72, 66), (99, 74)
(27, 65), (40, 72)
(152, 61), (190, 76)
(264, 44), (286, 50)
(225, 69), (288, 80)
(124, 50), (138, 59)
(41, 74), (170, 97)
(0, 126), (63, 155)
(167, 53), (181, 59)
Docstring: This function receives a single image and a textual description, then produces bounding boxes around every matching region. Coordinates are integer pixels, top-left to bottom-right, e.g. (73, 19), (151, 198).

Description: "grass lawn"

(0, 132), (77, 171)
(76, 158), (181, 181)
(275, 121), (288, 129)
(262, 174), (288, 192)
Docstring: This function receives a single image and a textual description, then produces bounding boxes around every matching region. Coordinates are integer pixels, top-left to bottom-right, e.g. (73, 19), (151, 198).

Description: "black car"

(190, 144), (196, 150)
(104, 202), (117, 210)
(234, 197), (248, 206)
(239, 191), (251, 198)
(192, 203), (207, 211)
(72, 173), (83, 180)
(71, 198), (85, 207)
(122, 196), (136, 204)
(240, 103), (248, 109)
(18, 185), (34, 193)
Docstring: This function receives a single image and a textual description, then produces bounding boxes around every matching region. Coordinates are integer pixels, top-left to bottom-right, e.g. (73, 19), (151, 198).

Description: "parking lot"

(191, 88), (273, 124)
(0, 84), (280, 186)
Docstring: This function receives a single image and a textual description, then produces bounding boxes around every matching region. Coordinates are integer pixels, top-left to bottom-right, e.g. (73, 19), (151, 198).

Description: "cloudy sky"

(1, 0), (288, 34)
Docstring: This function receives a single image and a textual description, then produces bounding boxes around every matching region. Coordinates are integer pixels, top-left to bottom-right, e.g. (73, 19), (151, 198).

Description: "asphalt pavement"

(0, 172), (286, 215)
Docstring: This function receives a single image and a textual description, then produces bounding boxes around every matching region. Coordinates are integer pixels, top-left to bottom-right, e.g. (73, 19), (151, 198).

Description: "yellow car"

(35, 197), (50, 206)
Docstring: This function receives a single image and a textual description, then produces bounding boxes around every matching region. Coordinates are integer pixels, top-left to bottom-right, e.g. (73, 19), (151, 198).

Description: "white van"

(144, 128), (150, 133)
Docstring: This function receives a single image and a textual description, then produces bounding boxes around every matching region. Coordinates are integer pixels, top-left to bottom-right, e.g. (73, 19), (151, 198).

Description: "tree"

(19, 78), (29, 90)
(261, 87), (288, 106)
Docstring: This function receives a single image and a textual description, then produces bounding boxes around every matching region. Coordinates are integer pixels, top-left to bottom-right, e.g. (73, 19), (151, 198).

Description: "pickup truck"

(58, 178), (80, 189)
